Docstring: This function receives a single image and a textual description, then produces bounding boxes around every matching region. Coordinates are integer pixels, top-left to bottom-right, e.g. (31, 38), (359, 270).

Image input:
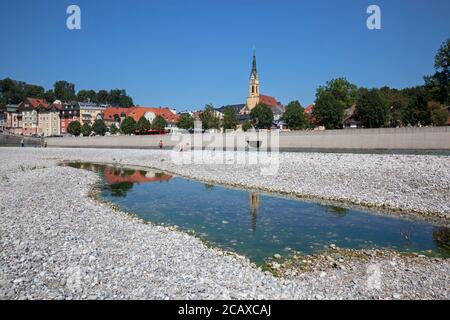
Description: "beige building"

(37, 103), (61, 137)
(18, 98), (47, 136)
(79, 102), (107, 125)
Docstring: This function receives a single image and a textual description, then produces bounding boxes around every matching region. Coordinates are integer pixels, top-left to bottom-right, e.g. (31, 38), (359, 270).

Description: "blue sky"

(1, 0), (449, 110)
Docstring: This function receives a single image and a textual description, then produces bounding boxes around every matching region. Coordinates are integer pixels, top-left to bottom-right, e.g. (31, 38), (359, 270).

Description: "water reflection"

(64, 162), (450, 264)
(433, 227), (450, 256)
(249, 193), (260, 232)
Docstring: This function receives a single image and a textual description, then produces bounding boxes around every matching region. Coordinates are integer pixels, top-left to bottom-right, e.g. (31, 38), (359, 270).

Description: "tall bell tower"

(246, 51), (260, 110)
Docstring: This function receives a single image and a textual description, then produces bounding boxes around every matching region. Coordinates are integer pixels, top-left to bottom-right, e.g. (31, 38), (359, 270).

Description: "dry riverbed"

(0, 147), (449, 299)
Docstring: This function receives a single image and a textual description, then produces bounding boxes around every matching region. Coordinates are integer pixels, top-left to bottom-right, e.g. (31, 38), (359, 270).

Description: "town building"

(37, 103), (61, 137)
(1, 104), (22, 135)
(103, 106), (180, 131)
(17, 98), (48, 136)
(60, 102), (81, 134)
(79, 102), (106, 125)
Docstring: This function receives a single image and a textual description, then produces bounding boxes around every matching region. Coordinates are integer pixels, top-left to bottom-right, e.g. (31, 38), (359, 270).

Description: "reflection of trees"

(109, 182), (134, 197)
(432, 227), (450, 256)
(327, 206), (349, 217)
(249, 193), (260, 232)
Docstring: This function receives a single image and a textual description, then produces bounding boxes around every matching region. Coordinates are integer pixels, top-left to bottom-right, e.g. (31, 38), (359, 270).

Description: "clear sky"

(1, 0), (449, 110)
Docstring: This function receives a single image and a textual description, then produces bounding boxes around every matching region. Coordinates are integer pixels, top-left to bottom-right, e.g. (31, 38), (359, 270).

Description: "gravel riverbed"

(0, 147), (449, 299)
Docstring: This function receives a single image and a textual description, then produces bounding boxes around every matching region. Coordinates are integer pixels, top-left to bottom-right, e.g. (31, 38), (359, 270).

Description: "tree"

(355, 89), (389, 128)
(151, 115), (167, 132)
(109, 89), (134, 107)
(177, 114), (194, 130)
(200, 104), (220, 130)
(81, 123), (92, 136)
(424, 39), (450, 105)
(24, 84), (45, 99)
(313, 78), (357, 129)
(223, 107), (237, 130)
(317, 78), (357, 107)
(428, 101), (448, 126)
(282, 100), (308, 130)
(92, 119), (107, 136)
(312, 91), (345, 129)
(137, 115), (151, 134)
(44, 90), (56, 103)
(120, 116), (137, 134)
(77, 90), (97, 103)
(250, 103), (273, 129)
(96, 90), (110, 104)
(54, 81), (76, 102)
(407, 89), (431, 126)
(109, 124), (119, 135)
(67, 121), (81, 136)
(242, 120), (252, 132)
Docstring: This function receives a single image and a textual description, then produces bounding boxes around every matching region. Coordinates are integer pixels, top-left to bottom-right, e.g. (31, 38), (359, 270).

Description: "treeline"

(0, 79), (134, 107)
(312, 39), (450, 129)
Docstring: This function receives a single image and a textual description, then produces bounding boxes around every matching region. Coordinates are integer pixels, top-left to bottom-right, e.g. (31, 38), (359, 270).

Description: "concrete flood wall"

(0, 133), (43, 147)
(45, 127), (450, 151)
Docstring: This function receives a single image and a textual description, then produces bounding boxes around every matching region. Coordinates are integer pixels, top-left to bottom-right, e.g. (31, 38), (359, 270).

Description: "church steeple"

(246, 50), (260, 111)
(250, 51), (258, 79)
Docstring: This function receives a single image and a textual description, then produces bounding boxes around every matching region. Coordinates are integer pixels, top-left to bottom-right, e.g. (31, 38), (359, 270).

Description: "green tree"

(151, 115), (167, 132)
(109, 124), (119, 135)
(313, 78), (357, 129)
(282, 100), (308, 130)
(407, 89), (431, 126)
(312, 91), (345, 129)
(428, 101), (448, 126)
(44, 90), (56, 103)
(250, 103), (273, 129)
(120, 116), (137, 134)
(0, 78), (25, 105)
(92, 119), (107, 136)
(355, 89), (389, 128)
(223, 107), (237, 130)
(242, 120), (252, 132)
(96, 90), (110, 104)
(77, 90), (97, 103)
(200, 104), (220, 130)
(317, 78), (357, 107)
(109, 89), (134, 107)
(67, 121), (81, 136)
(24, 84), (45, 99)
(81, 123), (92, 136)
(137, 115), (151, 134)
(424, 39), (450, 105)
(54, 80), (76, 102)
(177, 114), (194, 130)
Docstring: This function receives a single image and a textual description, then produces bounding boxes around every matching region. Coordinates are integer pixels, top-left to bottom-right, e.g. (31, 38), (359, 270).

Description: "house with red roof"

(103, 106), (180, 132)
(18, 98), (49, 136)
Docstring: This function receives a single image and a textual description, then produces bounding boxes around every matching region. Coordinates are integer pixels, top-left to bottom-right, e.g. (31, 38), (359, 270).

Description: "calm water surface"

(66, 162), (450, 264)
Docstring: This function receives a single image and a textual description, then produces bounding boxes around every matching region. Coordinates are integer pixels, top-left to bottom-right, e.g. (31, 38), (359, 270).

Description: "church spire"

(250, 50), (258, 78)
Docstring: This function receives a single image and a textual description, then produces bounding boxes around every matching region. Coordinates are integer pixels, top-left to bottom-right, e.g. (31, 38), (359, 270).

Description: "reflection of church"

(249, 192), (260, 232)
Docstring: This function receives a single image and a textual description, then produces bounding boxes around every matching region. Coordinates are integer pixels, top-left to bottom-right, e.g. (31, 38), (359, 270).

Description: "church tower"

(246, 51), (260, 111)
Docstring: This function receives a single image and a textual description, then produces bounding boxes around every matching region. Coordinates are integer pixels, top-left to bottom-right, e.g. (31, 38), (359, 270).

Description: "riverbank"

(0, 147), (449, 299)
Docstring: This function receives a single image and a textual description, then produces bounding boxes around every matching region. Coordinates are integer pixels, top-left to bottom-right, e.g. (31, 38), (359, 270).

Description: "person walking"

(20, 138), (24, 148)
(159, 140), (163, 149)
